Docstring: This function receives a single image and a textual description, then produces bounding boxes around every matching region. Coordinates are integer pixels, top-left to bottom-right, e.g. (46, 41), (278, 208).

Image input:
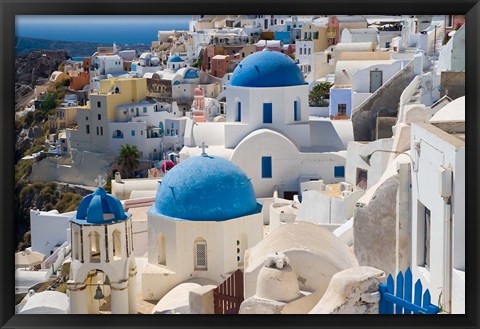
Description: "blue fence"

(379, 268), (440, 314)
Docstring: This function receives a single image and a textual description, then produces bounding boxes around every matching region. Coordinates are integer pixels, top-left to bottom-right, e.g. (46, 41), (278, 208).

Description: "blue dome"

(230, 50), (305, 88)
(73, 187), (128, 224)
(152, 156), (260, 221)
(168, 55), (183, 63)
(184, 68), (199, 79)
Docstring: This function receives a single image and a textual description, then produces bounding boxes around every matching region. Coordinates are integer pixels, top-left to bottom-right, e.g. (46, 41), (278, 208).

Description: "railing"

(379, 268), (440, 314)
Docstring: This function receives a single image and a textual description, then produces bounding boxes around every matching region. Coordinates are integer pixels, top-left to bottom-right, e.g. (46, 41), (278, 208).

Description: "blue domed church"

(181, 49), (350, 199)
(142, 155), (263, 300)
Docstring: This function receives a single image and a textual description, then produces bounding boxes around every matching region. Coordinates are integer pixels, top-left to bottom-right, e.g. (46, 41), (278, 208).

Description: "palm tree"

(117, 144), (140, 178)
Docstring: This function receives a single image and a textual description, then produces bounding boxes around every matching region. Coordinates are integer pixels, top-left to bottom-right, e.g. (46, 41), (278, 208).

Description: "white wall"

(225, 85), (310, 148)
(351, 61), (403, 93)
(410, 122), (464, 313)
(30, 210), (73, 256)
(144, 210), (263, 300)
(230, 129), (347, 198)
(345, 138), (394, 188)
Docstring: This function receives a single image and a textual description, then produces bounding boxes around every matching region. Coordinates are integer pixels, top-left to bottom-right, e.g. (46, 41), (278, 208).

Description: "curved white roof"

(19, 291), (69, 314)
(430, 96), (465, 122)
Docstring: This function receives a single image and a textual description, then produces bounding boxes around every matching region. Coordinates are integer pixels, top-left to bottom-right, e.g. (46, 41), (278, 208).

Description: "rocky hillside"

(16, 50), (69, 86)
(15, 50), (69, 110)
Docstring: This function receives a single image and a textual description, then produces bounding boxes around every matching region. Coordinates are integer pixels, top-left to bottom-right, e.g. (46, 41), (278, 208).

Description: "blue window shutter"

(237, 102), (242, 122)
(334, 166), (345, 177)
(262, 156), (272, 178)
(294, 101), (298, 121)
(131, 130), (135, 136)
(263, 103), (272, 123)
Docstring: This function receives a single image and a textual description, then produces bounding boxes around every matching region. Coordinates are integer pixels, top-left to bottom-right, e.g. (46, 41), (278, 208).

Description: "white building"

(30, 209), (75, 256)
(167, 54), (189, 72)
(68, 187), (137, 314)
(410, 97), (465, 314)
(180, 50), (354, 198)
(142, 155), (264, 300)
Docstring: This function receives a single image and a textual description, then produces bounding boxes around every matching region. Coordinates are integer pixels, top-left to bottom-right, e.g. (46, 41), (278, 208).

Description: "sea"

(16, 15), (191, 45)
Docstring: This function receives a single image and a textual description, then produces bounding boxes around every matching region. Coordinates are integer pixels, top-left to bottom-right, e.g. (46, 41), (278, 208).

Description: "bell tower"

(68, 184), (137, 314)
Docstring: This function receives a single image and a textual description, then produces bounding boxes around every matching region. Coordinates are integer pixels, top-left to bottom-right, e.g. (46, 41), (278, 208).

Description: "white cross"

(198, 142), (209, 156)
(95, 174), (107, 187)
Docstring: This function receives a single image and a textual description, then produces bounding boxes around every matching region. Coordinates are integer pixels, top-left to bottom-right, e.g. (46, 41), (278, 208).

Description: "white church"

(142, 154), (264, 300)
(180, 49), (354, 198)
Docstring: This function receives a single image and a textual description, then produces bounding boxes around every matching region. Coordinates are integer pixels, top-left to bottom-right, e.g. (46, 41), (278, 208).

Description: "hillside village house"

(67, 77), (182, 160)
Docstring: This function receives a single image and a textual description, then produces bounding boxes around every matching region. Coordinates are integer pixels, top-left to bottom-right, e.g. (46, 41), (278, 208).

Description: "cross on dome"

(95, 174), (107, 187)
(199, 142), (209, 156)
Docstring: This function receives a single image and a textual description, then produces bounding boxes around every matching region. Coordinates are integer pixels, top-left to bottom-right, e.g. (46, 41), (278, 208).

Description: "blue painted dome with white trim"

(152, 155), (260, 221)
(184, 68), (199, 79)
(230, 50), (305, 88)
(168, 55), (183, 63)
(73, 187), (128, 224)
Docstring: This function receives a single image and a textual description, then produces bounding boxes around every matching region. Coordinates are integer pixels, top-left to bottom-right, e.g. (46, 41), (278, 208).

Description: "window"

(235, 102), (241, 122)
(96, 126), (99, 135)
(112, 230), (122, 259)
(97, 101), (101, 108)
(446, 15), (454, 28)
(356, 168), (368, 189)
(300, 48), (303, 55)
(98, 114), (101, 120)
(86, 124), (90, 134)
(157, 234), (166, 265)
(261, 156), (272, 178)
(308, 48), (311, 55)
(424, 207), (431, 269)
(263, 103), (272, 123)
(334, 166), (345, 177)
(141, 130), (144, 136)
(131, 130), (135, 136)
(113, 130), (124, 139)
(86, 116), (89, 121)
(294, 100), (300, 121)
(194, 239), (207, 270)
(100, 127), (103, 136)
(88, 231), (101, 262)
(143, 107), (147, 113)
(338, 104), (347, 116)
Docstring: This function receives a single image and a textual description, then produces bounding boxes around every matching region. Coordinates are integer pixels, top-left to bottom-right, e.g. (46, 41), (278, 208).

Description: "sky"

(16, 15), (191, 44)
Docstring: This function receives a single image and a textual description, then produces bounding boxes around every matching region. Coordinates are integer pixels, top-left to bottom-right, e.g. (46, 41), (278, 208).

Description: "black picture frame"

(1, 0), (479, 328)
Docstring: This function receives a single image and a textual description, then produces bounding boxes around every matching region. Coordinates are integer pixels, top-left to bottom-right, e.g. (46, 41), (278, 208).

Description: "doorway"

(370, 70), (383, 93)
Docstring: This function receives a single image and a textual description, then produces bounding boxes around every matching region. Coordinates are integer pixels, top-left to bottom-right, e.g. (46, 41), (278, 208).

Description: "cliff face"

(15, 50), (69, 86)
(15, 50), (69, 110)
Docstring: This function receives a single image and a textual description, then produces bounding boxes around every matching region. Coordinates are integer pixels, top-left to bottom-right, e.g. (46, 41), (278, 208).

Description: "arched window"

(157, 233), (166, 265)
(235, 100), (241, 122)
(112, 229), (122, 259)
(115, 87), (120, 94)
(112, 130), (124, 139)
(88, 231), (101, 263)
(294, 98), (301, 121)
(194, 238), (207, 270)
(73, 230), (80, 260)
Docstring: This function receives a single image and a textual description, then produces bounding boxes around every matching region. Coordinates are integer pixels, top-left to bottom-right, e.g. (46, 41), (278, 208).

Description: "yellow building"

(68, 78), (148, 153)
(300, 22), (329, 53)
